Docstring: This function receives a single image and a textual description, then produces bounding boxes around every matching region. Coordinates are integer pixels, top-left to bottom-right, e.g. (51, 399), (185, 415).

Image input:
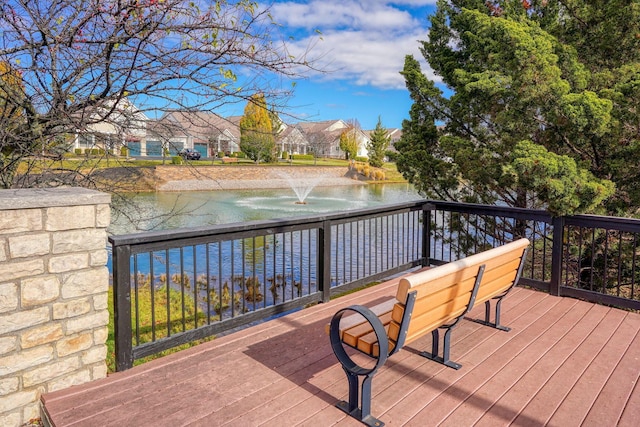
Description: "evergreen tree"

(367, 116), (390, 168)
(396, 0), (640, 216)
(239, 93), (275, 163)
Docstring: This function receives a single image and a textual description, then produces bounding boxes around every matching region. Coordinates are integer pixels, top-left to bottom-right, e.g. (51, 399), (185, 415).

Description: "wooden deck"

(41, 274), (640, 426)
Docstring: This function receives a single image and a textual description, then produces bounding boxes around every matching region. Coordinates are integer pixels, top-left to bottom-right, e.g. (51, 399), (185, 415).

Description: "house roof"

(151, 111), (241, 141)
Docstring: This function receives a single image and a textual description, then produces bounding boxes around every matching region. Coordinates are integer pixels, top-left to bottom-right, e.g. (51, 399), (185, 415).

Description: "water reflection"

(109, 183), (420, 234)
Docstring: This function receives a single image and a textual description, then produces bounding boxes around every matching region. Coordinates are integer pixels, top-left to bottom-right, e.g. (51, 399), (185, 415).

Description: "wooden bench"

(221, 156), (238, 163)
(327, 238), (530, 426)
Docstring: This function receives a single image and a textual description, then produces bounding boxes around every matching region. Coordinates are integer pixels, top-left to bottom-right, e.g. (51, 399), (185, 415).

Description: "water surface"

(110, 183), (421, 234)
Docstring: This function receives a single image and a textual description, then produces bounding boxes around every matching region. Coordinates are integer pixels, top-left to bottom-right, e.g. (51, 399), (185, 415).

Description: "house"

(144, 111), (241, 158)
(277, 124), (308, 156)
(297, 119), (370, 159)
(73, 98), (148, 154)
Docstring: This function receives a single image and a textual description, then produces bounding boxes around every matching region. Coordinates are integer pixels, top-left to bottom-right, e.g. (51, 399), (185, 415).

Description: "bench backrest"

(389, 238), (530, 347)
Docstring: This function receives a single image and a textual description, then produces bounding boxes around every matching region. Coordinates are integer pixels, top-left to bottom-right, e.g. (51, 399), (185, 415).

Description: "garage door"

(127, 142), (141, 156)
(194, 143), (208, 158)
(146, 140), (163, 157)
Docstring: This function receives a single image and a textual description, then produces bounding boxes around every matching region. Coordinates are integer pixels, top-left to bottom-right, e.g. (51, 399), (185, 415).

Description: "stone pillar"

(0, 188), (111, 427)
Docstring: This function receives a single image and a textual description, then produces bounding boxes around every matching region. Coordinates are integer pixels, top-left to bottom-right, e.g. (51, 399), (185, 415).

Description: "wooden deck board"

(41, 278), (640, 427)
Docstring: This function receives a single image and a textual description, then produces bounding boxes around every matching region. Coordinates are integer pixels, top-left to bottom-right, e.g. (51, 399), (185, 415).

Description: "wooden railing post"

(112, 243), (134, 371)
(318, 220), (332, 303)
(550, 216), (565, 296)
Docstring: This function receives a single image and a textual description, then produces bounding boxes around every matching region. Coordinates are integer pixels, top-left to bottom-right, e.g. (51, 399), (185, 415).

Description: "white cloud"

(271, 1), (438, 90)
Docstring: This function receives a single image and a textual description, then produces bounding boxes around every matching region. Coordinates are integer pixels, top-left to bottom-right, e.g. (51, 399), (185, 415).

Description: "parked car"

(179, 148), (201, 160)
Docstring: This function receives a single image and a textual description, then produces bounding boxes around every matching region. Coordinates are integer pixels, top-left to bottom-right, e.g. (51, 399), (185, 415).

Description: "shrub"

(373, 169), (386, 180)
(120, 147), (129, 156)
(171, 156), (183, 165)
(218, 151), (225, 158)
(292, 154), (314, 160)
(74, 148), (83, 155)
(281, 151), (289, 159)
(90, 148), (100, 156)
(355, 156), (368, 163)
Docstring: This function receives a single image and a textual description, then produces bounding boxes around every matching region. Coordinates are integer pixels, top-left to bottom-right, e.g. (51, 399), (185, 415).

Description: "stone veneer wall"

(0, 188), (111, 427)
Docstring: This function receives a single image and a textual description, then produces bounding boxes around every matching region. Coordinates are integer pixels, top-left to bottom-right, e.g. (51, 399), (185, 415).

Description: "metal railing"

(109, 201), (428, 371)
(427, 201), (640, 311)
(110, 199), (640, 371)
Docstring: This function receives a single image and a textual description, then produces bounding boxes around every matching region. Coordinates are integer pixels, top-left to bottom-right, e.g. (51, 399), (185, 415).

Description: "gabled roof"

(296, 119), (347, 134)
(152, 110), (241, 141)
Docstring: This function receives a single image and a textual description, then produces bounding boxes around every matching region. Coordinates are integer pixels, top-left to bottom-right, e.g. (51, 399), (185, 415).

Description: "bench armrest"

(329, 305), (390, 376)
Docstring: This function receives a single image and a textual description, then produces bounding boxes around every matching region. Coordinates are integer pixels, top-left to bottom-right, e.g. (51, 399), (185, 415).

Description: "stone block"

(52, 298), (91, 320)
(20, 324), (63, 349)
(22, 357), (80, 387)
(56, 333), (93, 357)
(96, 204), (111, 228)
(93, 292), (108, 311)
(0, 259), (44, 282)
(0, 345), (53, 377)
(0, 307), (50, 335)
(0, 239), (6, 262)
(64, 311), (109, 335)
(21, 275), (60, 307)
(8, 233), (50, 259)
(61, 268), (108, 299)
(52, 229), (107, 254)
(0, 336), (17, 356)
(47, 369), (91, 393)
(92, 364), (108, 381)
(0, 282), (18, 313)
(82, 344), (107, 365)
(0, 411), (21, 427)
(49, 253), (89, 273)
(46, 205), (95, 231)
(93, 326), (108, 345)
(22, 402), (41, 425)
(0, 377), (19, 396)
(0, 390), (37, 414)
(89, 248), (108, 267)
(0, 209), (42, 235)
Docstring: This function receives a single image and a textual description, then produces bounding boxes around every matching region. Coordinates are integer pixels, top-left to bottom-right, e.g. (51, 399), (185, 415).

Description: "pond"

(109, 183), (421, 234)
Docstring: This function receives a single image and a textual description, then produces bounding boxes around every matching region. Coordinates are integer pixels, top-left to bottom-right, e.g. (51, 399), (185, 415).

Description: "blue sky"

(266, 0), (439, 130)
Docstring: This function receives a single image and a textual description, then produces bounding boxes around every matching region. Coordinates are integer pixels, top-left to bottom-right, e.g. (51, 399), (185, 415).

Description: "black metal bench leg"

(419, 325), (462, 370)
(494, 297), (511, 331)
(330, 305), (390, 426)
(335, 367), (385, 426)
(441, 326), (462, 369)
(473, 298), (511, 331)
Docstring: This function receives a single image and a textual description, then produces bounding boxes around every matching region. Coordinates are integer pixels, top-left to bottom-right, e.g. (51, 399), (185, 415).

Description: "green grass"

(381, 162), (406, 182)
(106, 284), (213, 373)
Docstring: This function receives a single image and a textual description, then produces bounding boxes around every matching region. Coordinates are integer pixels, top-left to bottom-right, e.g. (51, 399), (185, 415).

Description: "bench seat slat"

(324, 299), (397, 337)
(356, 325), (398, 356)
(342, 311), (394, 348)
